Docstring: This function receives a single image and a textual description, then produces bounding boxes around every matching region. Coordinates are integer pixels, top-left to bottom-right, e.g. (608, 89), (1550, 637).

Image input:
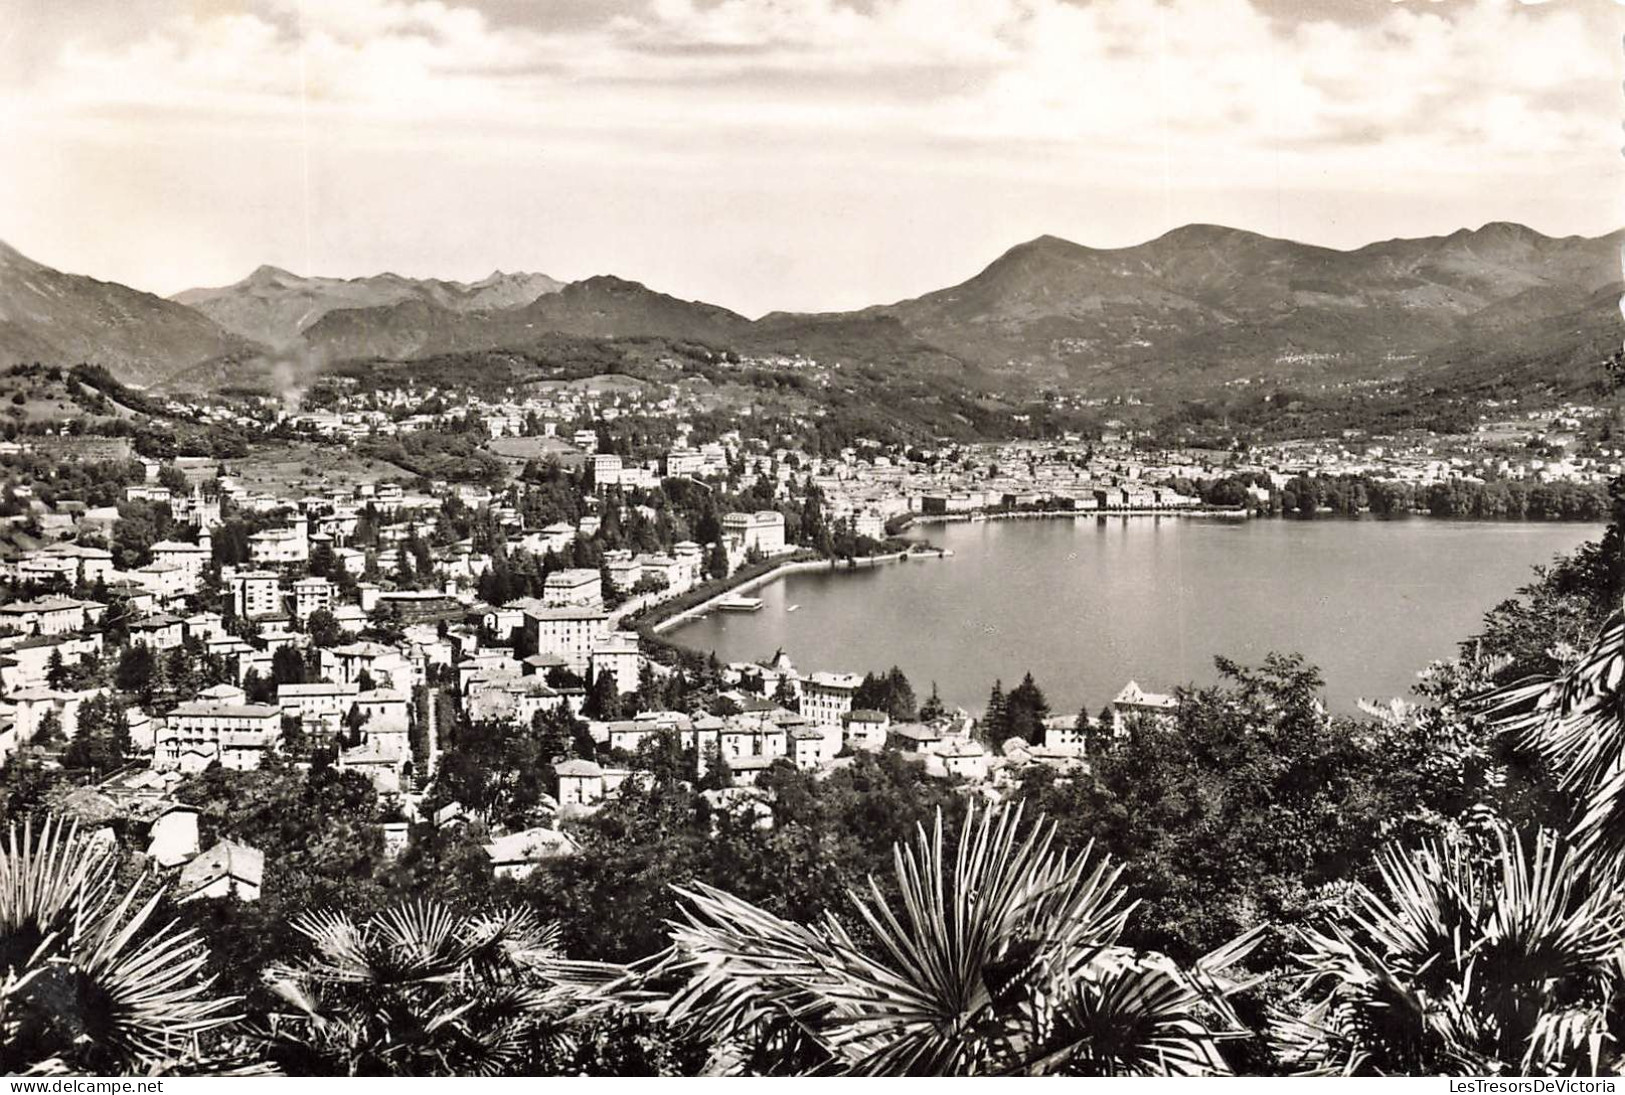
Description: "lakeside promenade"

(648, 549), (949, 635)
(898, 506), (1253, 529)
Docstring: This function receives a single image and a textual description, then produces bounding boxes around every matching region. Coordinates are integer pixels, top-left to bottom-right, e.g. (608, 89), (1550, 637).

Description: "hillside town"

(3, 408), (1201, 874)
(6, 0), (1625, 1075)
(0, 355), (1612, 903)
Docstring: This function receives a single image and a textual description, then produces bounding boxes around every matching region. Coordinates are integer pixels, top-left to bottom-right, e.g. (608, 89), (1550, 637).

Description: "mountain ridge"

(3, 222), (1619, 401)
(171, 264), (566, 347)
(863, 222), (1623, 388)
(0, 240), (258, 388)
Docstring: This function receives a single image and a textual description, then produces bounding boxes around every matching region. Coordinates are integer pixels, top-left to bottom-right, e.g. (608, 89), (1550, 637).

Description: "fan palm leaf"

(260, 898), (619, 1076)
(1471, 611), (1625, 863)
(1279, 823), (1625, 1075)
(635, 802), (1256, 1076)
(0, 815), (238, 1073)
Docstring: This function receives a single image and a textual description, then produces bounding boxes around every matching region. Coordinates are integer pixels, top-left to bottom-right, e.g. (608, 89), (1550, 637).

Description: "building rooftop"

(176, 839), (265, 900)
(169, 702), (281, 719)
(1114, 680), (1178, 709)
(483, 827), (578, 864)
(523, 606), (609, 622)
(727, 754), (780, 771)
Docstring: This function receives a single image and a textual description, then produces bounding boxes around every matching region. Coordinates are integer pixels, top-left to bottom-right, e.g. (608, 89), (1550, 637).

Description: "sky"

(1, 0), (1621, 317)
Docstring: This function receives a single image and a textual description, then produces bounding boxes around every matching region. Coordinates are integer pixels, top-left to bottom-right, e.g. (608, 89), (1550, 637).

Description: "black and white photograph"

(0, 0), (1623, 1079)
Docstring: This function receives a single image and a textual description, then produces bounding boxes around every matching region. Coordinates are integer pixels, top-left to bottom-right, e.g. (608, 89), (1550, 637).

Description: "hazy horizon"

(3, 0), (1621, 317)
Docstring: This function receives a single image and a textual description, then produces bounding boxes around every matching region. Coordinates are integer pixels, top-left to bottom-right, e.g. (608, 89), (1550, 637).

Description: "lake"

(666, 516), (1602, 716)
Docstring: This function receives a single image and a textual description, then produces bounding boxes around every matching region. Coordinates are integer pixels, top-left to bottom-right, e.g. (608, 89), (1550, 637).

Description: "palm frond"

(1471, 611), (1625, 864)
(261, 897), (603, 1077)
(1028, 957), (1234, 1076)
(636, 802), (1251, 1077)
(0, 815), (237, 1073)
(1279, 821), (1625, 1076)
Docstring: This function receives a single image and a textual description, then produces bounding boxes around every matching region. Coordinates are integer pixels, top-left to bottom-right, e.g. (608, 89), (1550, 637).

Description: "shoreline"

(648, 549), (949, 636)
(898, 507), (1251, 530)
(892, 507), (1603, 532)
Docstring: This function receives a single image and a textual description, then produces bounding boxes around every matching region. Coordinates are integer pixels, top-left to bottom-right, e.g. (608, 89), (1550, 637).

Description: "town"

(5, 0), (1621, 1075)
(0, 357), (1613, 902)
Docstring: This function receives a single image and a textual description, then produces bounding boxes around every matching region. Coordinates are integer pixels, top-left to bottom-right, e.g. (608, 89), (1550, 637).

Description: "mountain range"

(173, 265), (565, 348)
(0, 222), (1618, 399)
(0, 240), (254, 389)
(868, 222), (1623, 387)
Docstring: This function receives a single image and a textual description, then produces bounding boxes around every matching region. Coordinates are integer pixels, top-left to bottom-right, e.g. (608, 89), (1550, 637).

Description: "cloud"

(13, 0), (1612, 159)
(0, 0), (1618, 314)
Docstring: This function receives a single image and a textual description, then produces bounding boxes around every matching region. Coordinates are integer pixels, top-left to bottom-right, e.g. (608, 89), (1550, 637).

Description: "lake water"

(667, 516), (1602, 716)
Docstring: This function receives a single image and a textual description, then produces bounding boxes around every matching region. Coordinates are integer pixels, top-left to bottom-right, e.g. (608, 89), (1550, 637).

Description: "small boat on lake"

(787, 604), (800, 612)
(718, 595), (764, 612)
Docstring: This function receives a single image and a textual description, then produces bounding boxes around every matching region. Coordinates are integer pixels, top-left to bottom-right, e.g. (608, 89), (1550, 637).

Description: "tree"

(585, 667), (623, 721)
(63, 692), (131, 774)
(1474, 610), (1625, 867)
(633, 661), (665, 713)
(1278, 824), (1625, 1075)
(918, 682), (946, 723)
(343, 703), (369, 747)
(45, 648), (67, 690)
(1032, 652), (1437, 962)
(983, 679), (1008, 740)
(258, 901), (615, 1076)
(429, 717), (558, 831)
(271, 644), (308, 687)
(1005, 672), (1051, 743)
(883, 666), (917, 721)
(306, 608), (344, 649)
(630, 804), (1260, 1075)
(111, 499), (173, 570)
(395, 546), (416, 589)
(165, 643), (204, 703)
(115, 642), (160, 706)
(854, 667), (917, 722)
(33, 708), (64, 748)
(308, 541), (341, 583)
(771, 674), (799, 713)
(706, 542), (730, 581)
(157, 463), (189, 495)
(0, 816), (236, 1073)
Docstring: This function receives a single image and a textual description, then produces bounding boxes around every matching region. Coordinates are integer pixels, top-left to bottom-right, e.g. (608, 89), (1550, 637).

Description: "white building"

(592, 454), (624, 488)
(0, 598), (100, 636)
(723, 511), (787, 556)
(155, 701), (281, 772)
(523, 606), (612, 674)
(801, 671), (862, 752)
(853, 511), (887, 541)
(130, 562), (194, 603)
(589, 632), (641, 694)
(292, 577), (335, 621)
(149, 539), (211, 586)
(231, 571), (283, 619)
(542, 568), (604, 609)
(1110, 680), (1180, 734)
(665, 448), (706, 477)
(248, 517), (309, 566)
(322, 642), (414, 691)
